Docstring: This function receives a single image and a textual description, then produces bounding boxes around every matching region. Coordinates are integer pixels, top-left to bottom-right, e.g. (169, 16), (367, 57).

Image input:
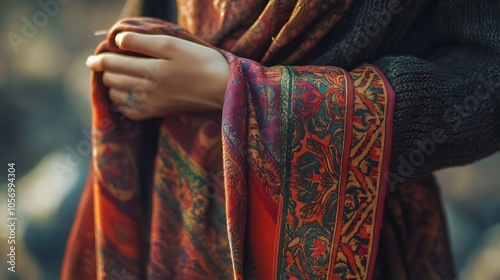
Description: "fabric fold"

(61, 18), (395, 280)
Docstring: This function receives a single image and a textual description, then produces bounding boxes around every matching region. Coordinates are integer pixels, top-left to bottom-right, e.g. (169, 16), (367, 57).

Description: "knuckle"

(121, 32), (133, 49)
(100, 56), (110, 69)
(133, 90), (147, 102)
(159, 36), (174, 51)
(144, 79), (157, 91)
(102, 72), (111, 86)
(108, 89), (118, 101)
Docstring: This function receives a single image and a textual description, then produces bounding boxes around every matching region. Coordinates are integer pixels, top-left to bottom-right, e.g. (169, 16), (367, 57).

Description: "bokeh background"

(0, 1), (499, 279)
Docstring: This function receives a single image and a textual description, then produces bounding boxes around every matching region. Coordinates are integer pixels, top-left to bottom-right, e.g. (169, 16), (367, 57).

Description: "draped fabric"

(175, 0), (354, 65)
(62, 1), (396, 278)
(374, 175), (456, 280)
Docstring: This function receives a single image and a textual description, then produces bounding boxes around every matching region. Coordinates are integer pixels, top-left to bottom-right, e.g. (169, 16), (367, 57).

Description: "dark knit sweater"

(311, 0), (500, 185)
(137, 0), (500, 186)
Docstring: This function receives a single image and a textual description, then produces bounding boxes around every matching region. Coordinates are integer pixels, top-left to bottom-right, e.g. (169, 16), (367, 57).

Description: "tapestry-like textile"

(61, 17), (394, 280)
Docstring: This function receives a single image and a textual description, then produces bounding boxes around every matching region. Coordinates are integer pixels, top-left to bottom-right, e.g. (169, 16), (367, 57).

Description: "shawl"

(62, 1), (395, 279)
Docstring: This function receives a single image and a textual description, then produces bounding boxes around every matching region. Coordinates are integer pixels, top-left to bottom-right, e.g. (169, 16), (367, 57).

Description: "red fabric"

(61, 15), (394, 280)
(176, 0), (354, 65)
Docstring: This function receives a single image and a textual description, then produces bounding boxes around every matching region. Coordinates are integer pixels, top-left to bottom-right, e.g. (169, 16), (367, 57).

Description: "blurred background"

(0, 0), (499, 279)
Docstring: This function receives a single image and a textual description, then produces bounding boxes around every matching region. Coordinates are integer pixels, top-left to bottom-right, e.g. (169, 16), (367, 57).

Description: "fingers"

(86, 53), (158, 76)
(103, 71), (157, 92)
(115, 32), (176, 59)
(109, 89), (150, 121)
(115, 32), (206, 60)
(108, 88), (129, 105)
(109, 88), (148, 109)
(109, 88), (147, 107)
(115, 104), (150, 121)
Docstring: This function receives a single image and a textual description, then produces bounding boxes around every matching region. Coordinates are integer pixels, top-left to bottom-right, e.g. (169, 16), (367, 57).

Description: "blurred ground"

(0, 1), (499, 279)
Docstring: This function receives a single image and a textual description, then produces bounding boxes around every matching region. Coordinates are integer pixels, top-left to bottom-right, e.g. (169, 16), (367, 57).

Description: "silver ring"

(127, 90), (135, 108)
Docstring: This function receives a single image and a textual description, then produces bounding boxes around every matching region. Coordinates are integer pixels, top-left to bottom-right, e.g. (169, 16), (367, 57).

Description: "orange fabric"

(247, 171), (278, 278)
(177, 0), (353, 64)
(61, 1), (396, 278)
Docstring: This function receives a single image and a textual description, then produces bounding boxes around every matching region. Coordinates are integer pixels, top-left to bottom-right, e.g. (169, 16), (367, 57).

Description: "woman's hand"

(86, 32), (230, 120)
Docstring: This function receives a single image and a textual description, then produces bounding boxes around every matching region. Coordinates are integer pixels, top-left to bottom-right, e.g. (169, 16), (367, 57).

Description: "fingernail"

(115, 33), (125, 47)
(86, 56), (96, 68)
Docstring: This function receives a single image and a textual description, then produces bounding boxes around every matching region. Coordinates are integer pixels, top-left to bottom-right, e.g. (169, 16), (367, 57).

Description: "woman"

(62, 0), (500, 279)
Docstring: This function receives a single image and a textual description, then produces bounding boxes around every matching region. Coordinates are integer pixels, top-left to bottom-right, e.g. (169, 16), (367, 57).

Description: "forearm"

(376, 51), (500, 187)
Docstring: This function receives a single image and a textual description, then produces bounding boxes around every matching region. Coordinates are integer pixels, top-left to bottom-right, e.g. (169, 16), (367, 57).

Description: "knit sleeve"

(373, 0), (500, 187)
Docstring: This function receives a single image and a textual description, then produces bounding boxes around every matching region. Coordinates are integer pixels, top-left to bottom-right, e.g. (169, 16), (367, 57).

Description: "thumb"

(115, 32), (177, 60)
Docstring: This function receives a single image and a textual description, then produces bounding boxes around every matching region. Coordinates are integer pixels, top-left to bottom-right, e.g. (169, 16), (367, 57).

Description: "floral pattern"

(61, 17), (395, 280)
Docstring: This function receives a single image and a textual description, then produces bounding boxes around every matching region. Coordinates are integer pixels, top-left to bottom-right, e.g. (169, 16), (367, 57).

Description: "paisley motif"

(94, 143), (138, 202)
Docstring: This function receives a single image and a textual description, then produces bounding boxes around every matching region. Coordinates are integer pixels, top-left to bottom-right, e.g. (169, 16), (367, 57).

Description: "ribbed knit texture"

(132, 0), (500, 184)
(311, 0), (500, 183)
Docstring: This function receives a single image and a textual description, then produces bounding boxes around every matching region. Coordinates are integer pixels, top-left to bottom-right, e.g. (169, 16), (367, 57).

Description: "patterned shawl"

(62, 1), (395, 279)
